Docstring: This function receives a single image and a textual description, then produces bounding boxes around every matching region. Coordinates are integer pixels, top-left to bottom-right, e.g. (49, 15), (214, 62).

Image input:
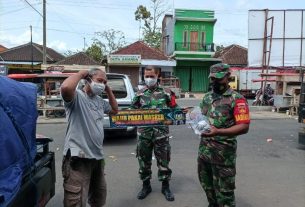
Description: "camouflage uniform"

(198, 63), (250, 207)
(131, 85), (177, 182)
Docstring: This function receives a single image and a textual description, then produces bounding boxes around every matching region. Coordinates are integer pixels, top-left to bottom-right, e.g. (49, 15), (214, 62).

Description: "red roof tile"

(0, 44), (7, 53)
(214, 44), (248, 66)
(0, 42), (64, 63)
(56, 52), (100, 65)
(113, 41), (168, 60)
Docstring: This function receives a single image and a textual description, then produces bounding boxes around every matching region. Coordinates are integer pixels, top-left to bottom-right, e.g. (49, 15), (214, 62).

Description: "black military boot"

(161, 180), (175, 201)
(137, 180), (152, 200)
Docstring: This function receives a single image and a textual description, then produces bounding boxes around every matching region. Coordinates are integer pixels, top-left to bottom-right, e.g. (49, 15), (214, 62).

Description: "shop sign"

(7, 64), (41, 70)
(108, 55), (141, 65)
(46, 65), (65, 73)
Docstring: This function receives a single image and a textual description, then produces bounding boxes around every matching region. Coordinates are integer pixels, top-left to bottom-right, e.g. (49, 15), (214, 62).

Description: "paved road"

(40, 99), (305, 207)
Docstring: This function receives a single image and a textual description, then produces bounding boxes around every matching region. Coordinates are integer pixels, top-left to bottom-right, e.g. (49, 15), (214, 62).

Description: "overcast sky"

(0, 0), (304, 54)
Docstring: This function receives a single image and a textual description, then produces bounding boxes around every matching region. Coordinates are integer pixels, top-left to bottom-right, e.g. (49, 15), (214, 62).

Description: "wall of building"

(174, 20), (214, 47)
(108, 66), (139, 87)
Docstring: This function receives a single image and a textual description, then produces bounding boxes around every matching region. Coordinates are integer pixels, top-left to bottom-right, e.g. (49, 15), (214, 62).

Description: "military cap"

(209, 63), (230, 79)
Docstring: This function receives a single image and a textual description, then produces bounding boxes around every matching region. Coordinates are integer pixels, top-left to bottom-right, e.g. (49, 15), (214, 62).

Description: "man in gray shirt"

(61, 68), (118, 207)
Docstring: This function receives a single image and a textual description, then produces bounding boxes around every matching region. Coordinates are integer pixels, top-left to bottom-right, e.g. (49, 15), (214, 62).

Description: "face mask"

(90, 80), (105, 96)
(144, 78), (157, 87)
(212, 82), (226, 94)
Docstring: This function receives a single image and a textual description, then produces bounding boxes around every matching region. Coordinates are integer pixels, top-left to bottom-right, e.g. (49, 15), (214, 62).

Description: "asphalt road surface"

(40, 99), (305, 207)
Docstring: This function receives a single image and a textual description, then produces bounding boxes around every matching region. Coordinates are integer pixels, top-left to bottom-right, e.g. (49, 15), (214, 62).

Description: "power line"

(47, 3), (85, 38)
(0, 26), (29, 31)
(34, 26), (95, 36)
(0, 7), (28, 16)
(22, 0), (43, 17)
(48, 0), (132, 7)
(45, 2), (134, 10)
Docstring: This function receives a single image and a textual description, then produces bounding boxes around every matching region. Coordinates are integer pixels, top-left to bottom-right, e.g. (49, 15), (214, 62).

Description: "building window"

(183, 31), (188, 48)
(201, 32), (206, 49)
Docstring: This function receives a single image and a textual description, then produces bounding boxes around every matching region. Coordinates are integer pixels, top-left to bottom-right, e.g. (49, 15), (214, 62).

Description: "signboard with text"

(7, 64), (41, 70)
(108, 54), (141, 65)
(110, 108), (186, 127)
(46, 65), (65, 73)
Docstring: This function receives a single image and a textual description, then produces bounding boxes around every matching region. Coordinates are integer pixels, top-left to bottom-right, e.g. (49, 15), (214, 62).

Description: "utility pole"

(43, 0), (47, 64)
(30, 25), (33, 69)
(83, 37), (86, 51)
(138, 19), (141, 40)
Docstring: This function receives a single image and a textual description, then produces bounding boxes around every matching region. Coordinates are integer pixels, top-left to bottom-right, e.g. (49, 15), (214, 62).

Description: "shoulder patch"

(233, 98), (250, 124)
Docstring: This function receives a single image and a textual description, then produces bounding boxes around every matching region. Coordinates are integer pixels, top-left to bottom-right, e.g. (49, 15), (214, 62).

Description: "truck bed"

(7, 138), (56, 207)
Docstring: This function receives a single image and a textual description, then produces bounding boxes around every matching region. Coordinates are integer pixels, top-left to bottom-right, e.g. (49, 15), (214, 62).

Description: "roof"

(113, 41), (168, 60)
(0, 42), (64, 63)
(214, 44), (248, 66)
(0, 44), (7, 53)
(55, 52), (100, 65)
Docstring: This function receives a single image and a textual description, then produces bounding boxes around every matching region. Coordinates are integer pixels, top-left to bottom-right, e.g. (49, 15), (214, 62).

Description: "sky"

(0, 0), (304, 55)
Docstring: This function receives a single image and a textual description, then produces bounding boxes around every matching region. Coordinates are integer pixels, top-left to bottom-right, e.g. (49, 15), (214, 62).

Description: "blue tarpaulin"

(0, 76), (37, 207)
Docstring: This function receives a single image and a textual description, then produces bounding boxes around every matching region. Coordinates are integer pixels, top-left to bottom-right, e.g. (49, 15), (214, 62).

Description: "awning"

(141, 59), (176, 67)
(7, 74), (38, 79)
(175, 57), (221, 62)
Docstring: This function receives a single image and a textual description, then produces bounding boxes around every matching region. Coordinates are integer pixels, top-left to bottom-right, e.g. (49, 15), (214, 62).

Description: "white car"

(102, 73), (137, 138)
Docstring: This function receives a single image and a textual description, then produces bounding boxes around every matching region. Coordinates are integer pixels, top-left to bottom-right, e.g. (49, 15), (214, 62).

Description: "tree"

(93, 29), (126, 55)
(135, 0), (168, 49)
(64, 50), (79, 57)
(216, 45), (225, 52)
(86, 40), (103, 62)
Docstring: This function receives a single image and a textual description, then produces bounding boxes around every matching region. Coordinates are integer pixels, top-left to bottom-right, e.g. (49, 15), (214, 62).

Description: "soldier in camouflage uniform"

(131, 66), (177, 201)
(198, 63), (250, 207)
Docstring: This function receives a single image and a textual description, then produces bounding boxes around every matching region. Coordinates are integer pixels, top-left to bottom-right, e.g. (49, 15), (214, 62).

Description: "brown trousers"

(62, 155), (106, 207)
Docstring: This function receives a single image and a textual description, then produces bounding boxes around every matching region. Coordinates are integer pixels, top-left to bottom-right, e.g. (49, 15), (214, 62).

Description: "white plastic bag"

(186, 107), (211, 135)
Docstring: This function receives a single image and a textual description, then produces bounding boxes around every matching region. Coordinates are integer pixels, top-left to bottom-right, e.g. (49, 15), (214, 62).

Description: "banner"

(110, 108), (186, 127)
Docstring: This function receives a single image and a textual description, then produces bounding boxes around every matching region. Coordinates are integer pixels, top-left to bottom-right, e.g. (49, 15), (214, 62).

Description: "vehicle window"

(102, 78), (127, 99)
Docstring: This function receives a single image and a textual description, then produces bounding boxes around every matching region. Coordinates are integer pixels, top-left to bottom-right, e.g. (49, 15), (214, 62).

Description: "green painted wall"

(172, 9), (218, 92)
(174, 66), (210, 92)
(173, 9), (216, 58)
(174, 21), (215, 45)
(175, 9), (215, 19)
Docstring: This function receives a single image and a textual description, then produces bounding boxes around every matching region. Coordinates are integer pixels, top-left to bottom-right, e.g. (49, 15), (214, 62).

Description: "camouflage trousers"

(198, 157), (236, 207)
(136, 134), (172, 182)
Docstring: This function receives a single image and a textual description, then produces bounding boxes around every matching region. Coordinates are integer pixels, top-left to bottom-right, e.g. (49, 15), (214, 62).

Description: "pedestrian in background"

(61, 68), (118, 207)
(198, 63), (250, 207)
(130, 65), (177, 202)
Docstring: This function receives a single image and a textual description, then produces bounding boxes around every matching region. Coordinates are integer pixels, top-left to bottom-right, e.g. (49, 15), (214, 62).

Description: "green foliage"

(216, 45), (225, 52)
(86, 41), (103, 62)
(94, 29), (126, 55)
(64, 50), (79, 57)
(135, 0), (168, 49)
(143, 29), (162, 49)
(85, 29), (127, 63)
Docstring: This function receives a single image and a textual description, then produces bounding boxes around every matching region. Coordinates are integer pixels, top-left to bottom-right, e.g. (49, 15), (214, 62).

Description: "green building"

(162, 9), (221, 92)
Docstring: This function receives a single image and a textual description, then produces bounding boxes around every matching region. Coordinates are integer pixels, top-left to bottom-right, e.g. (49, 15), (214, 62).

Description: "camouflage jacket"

(199, 87), (250, 166)
(130, 85), (177, 138)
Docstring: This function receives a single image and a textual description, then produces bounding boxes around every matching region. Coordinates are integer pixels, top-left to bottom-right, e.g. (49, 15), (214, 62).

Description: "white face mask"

(90, 80), (105, 96)
(144, 78), (157, 87)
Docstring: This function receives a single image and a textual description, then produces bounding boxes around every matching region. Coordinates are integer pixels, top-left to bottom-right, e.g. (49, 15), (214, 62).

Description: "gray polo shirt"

(63, 89), (111, 160)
